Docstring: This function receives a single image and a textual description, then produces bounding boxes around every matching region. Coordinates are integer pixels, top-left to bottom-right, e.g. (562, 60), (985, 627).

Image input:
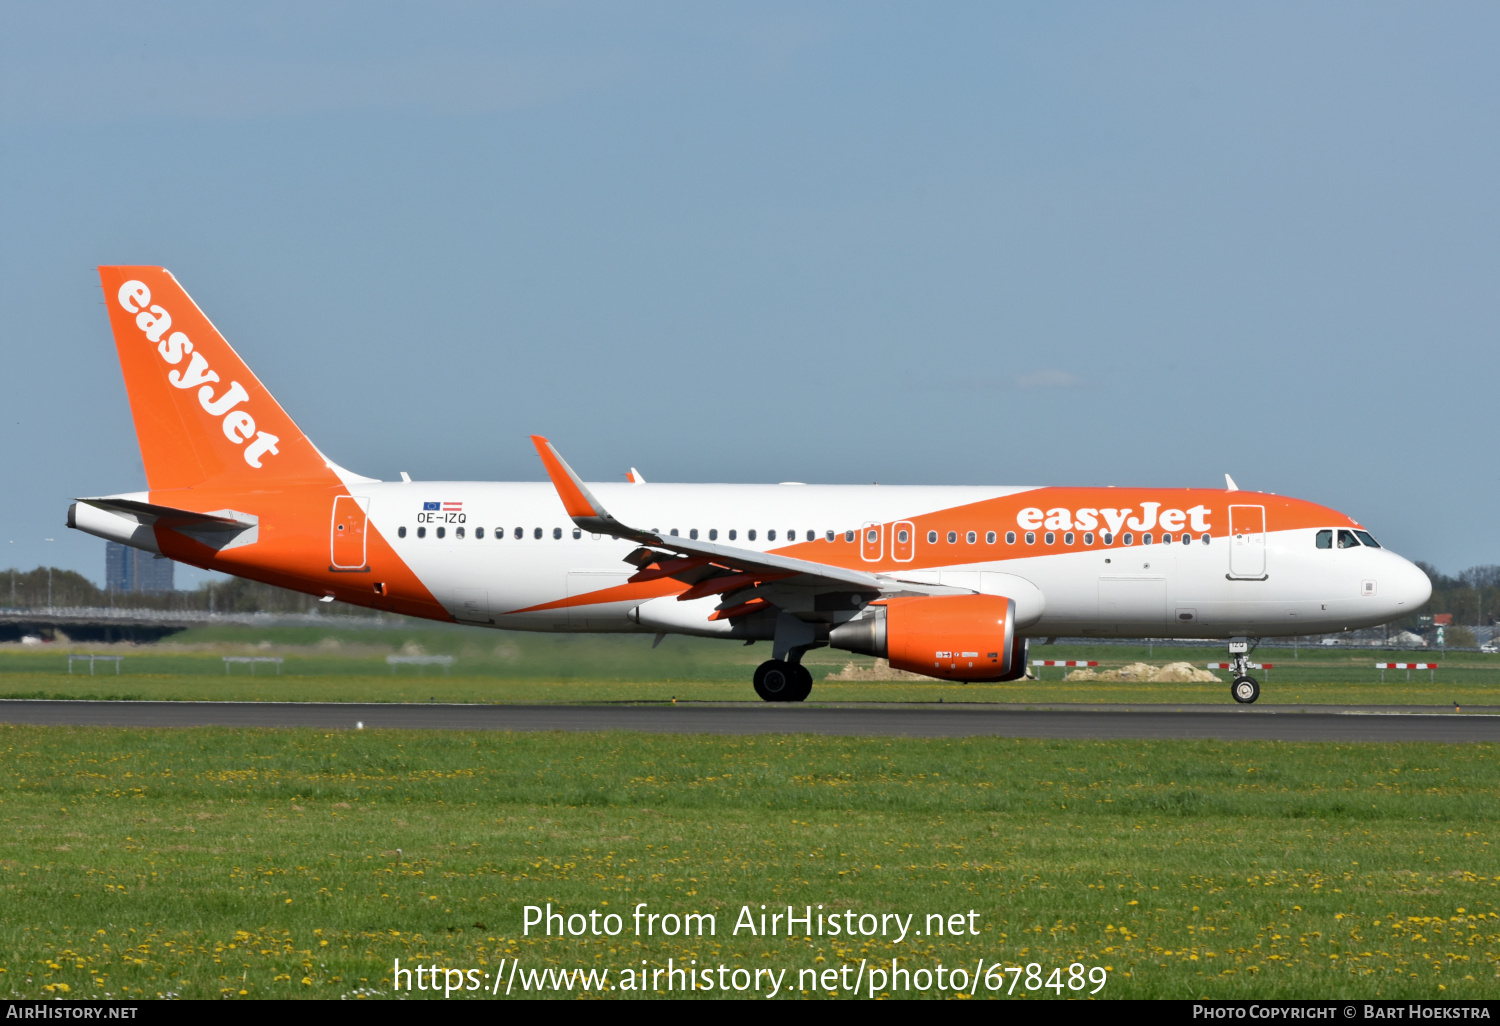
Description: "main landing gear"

(1228, 637), (1260, 705)
(753, 659), (813, 702)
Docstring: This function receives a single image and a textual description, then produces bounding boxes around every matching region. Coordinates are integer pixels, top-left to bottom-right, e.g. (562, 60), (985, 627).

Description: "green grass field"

(2, 629), (1497, 706)
(4, 629), (1498, 1000)
(1, 726), (1497, 1000)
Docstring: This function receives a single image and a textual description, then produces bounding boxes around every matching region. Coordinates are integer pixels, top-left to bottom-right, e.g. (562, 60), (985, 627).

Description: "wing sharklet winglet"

(530, 435), (656, 543)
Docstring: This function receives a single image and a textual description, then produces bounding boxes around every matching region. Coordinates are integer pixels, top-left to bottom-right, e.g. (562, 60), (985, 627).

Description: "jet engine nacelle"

(828, 593), (1023, 682)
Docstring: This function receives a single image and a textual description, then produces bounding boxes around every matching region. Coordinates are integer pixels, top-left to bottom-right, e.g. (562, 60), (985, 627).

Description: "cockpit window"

(1354, 530), (1381, 548)
(1337, 529), (1360, 549)
(1316, 530), (1332, 549)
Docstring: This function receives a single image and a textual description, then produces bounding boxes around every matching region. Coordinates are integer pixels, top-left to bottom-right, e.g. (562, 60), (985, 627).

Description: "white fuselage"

(367, 481), (1430, 639)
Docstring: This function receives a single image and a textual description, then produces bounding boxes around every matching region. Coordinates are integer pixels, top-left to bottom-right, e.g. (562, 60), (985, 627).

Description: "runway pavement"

(2, 699), (1498, 741)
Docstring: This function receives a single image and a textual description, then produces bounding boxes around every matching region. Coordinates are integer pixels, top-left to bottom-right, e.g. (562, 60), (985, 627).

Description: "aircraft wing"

(530, 435), (885, 594)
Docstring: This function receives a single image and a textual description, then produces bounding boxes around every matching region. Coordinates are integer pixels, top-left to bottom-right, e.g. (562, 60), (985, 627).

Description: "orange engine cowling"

(828, 593), (1017, 682)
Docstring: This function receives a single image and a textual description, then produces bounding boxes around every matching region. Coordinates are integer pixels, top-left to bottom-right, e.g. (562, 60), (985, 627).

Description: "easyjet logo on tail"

(1017, 502), (1213, 534)
(117, 281), (280, 469)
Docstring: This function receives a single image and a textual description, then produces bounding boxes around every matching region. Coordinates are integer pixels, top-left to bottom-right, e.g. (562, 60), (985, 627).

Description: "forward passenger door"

(1228, 505), (1267, 579)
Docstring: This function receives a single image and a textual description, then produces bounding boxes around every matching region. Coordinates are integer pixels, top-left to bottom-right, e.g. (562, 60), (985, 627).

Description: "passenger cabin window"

(897, 528), (910, 544)
(806, 530), (815, 542)
(1044, 532), (1055, 545)
(966, 531), (977, 544)
(844, 530), (855, 542)
(455, 526), (465, 539)
(417, 526), (426, 538)
(670, 528), (679, 536)
(1102, 532), (1113, 545)
(573, 529), (582, 539)
(475, 527), (484, 539)
(437, 526), (446, 539)
(514, 527), (523, 540)
(709, 529), (718, 541)
(1316, 530), (1332, 549)
(690, 529), (698, 540)
(986, 531), (996, 544)
(1005, 531), (1016, 544)
(1338, 529), (1359, 549)
(928, 531), (938, 544)
(1083, 532), (1094, 545)
(553, 527), (563, 539)
(533, 528), (542, 539)
(1122, 533), (1133, 545)
(947, 531), (957, 543)
(1025, 532), (1035, 545)
(1063, 532), (1074, 545)
(1355, 531), (1380, 548)
(1181, 533), (1190, 545)
(728, 530), (736, 541)
(1142, 533), (1152, 545)
(398, 526), (407, 538)
(825, 530), (834, 541)
(1201, 533), (1211, 545)
(748, 530), (757, 541)
(768, 530), (777, 541)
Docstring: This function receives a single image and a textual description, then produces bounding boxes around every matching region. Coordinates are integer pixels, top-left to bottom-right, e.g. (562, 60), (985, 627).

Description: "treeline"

(0, 567), (377, 616)
(1411, 563), (1500, 627)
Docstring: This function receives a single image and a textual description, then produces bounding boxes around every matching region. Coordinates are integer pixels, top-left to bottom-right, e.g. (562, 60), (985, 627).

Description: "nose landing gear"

(1227, 637), (1261, 704)
(753, 659), (813, 702)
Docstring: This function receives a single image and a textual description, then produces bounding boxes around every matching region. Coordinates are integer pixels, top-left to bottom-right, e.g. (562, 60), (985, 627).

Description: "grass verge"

(3, 634), (1499, 706)
(0, 726), (1497, 999)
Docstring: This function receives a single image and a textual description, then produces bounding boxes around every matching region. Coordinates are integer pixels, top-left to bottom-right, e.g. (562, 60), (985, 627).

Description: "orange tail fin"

(99, 266), (330, 491)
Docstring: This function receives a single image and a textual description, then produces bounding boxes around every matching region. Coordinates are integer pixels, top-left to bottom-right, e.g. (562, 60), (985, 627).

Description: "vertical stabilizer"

(99, 266), (330, 491)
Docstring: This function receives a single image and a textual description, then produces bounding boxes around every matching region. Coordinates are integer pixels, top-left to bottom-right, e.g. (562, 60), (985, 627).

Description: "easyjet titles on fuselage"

(1016, 502), (1212, 535)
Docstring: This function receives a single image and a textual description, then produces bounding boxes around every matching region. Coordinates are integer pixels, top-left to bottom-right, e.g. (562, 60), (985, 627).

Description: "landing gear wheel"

(788, 664), (813, 703)
(753, 660), (799, 702)
(1231, 676), (1260, 704)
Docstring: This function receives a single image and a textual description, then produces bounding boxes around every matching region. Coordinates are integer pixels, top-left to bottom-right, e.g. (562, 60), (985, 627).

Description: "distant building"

(104, 543), (175, 593)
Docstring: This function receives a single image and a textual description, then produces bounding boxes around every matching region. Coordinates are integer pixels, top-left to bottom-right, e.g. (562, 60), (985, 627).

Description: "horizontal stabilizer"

(75, 496), (254, 529)
(68, 494), (259, 553)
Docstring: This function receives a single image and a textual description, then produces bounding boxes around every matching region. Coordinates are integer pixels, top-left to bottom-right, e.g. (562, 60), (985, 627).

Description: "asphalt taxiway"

(1, 700), (1497, 742)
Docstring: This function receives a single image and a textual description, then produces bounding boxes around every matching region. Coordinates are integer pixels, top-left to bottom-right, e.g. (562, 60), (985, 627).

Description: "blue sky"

(2, 2), (1497, 587)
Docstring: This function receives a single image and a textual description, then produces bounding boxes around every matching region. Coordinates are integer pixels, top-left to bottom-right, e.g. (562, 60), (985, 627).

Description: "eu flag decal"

(422, 501), (441, 511)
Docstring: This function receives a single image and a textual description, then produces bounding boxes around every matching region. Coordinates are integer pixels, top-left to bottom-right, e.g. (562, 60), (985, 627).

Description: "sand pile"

(1066, 661), (1220, 683)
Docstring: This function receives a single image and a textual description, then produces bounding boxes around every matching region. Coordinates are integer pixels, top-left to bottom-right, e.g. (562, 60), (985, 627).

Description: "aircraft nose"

(1391, 556), (1432, 612)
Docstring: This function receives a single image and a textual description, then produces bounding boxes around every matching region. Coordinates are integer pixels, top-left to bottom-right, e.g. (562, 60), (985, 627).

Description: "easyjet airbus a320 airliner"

(69, 267), (1431, 704)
